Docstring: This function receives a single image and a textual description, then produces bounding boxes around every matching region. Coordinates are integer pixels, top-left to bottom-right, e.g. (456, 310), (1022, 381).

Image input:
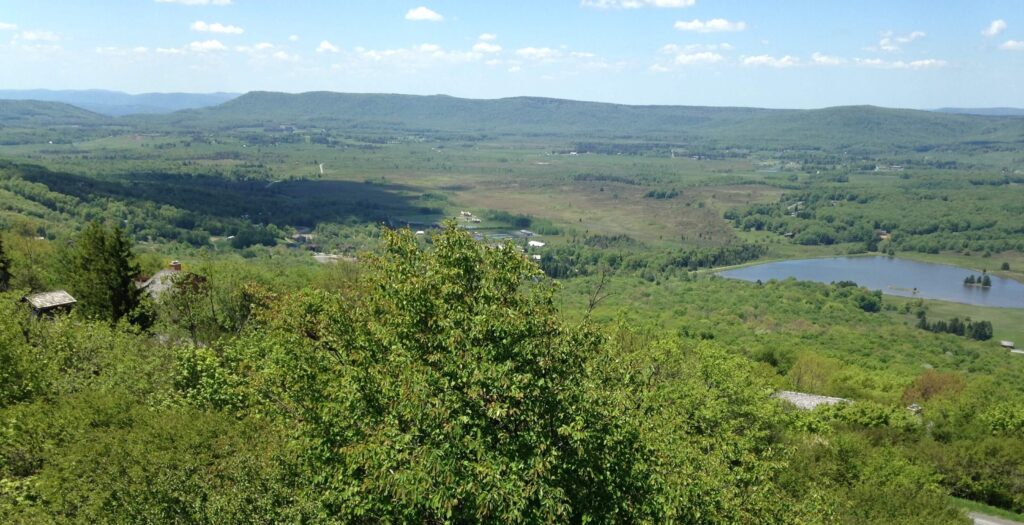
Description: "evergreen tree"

(0, 233), (11, 292)
(965, 275), (976, 285)
(981, 274), (992, 287)
(969, 320), (994, 341)
(948, 317), (965, 336)
(66, 221), (143, 324)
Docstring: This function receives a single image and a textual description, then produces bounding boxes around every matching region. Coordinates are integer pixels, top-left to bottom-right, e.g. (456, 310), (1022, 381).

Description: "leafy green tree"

(65, 221), (144, 325)
(188, 223), (657, 522)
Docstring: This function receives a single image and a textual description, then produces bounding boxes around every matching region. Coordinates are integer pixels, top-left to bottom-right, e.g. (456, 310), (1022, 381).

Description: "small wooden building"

(22, 290), (77, 316)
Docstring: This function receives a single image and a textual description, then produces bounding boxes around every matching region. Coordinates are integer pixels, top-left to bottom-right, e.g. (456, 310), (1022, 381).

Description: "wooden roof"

(23, 290), (77, 310)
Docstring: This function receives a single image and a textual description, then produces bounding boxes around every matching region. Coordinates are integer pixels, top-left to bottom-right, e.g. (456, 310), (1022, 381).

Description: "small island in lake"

(964, 274), (992, 288)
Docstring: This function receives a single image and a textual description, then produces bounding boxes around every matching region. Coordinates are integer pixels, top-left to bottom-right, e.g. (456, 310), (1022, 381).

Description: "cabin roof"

(22, 290), (77, 310)
(774, 390), (850, 410)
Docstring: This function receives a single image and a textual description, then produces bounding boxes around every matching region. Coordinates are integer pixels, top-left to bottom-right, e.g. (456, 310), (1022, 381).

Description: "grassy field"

(886, 295), (1024, 348)
(897, 250), (1024, 283)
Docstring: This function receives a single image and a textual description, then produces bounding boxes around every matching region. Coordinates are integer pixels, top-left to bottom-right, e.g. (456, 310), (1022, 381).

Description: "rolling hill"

(0, 89), (238, 116)
(0, 99), (110, 126)
(153, 91), (1024, 150)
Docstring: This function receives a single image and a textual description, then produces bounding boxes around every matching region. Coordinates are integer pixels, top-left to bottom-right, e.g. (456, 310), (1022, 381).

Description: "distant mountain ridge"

(0, 99), (108, 126)
(2, 91), (1022, 152)
(156, 91), (1024, 149)
(0, 89), (238, 116)
(935, 107), (1024, 117)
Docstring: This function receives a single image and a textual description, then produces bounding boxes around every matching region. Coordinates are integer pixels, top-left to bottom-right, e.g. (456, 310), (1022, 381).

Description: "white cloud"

(662, 43), (733, 53)
(353, 43), (481, 65)
(674, 18), (747, 33)
(156, 47), (185, 54)
(674, 51), (723, 65)
(982, 19), (1007, 37)
(317, 40), (340, 53)
(876, 30), (925, 52)
(235, 42), (275, 53)
(191, 20), (244, 34)
(1000, 39), (1024, 51)
(508, 65), (522, 73)
(582, 0), (696, 8)
(515, 47), (560, 60)
(854, 57), (946, 69)
(96, 46), (150, 56)
(18, 30), (60, 42)
(811, 52), (844, 65)
(743, 54), (799, 67)
(479, 33), (497, 41)
(654, 44), (730, 70)
(473, 41), (502, 53)
(186, 39), (228, 52)
(272, 50), (298, 61)
(405, 6), (444, 22)
(155, 0), (232, 5)
(0, 22), (17, 31)
(289, 35), (300, 42)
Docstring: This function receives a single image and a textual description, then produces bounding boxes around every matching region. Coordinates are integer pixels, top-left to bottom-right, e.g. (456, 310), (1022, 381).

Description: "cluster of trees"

(964, 274), (992, 287)
(644, 189), (679, 199)
(916, 315), (994, 341)
(539, 239), (767, 279)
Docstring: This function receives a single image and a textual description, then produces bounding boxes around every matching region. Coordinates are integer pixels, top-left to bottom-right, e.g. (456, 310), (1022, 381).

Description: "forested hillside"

(142, 91), (1024, 151)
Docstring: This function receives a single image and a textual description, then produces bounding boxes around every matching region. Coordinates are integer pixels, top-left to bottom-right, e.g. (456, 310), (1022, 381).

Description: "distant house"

(527, 240), (546, 248)
(774, 391), (850, 410)
(1001, 340), (1016, 350)
(22, 290), (76, 317)
(137, 260), (182, 299)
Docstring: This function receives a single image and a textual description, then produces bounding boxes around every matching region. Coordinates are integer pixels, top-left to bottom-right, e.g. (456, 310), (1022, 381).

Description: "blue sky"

(1, 0), (1021, 108)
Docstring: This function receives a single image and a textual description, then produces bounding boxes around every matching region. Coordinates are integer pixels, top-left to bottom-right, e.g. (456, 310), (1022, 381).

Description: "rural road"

(971, 512), (1024, 525)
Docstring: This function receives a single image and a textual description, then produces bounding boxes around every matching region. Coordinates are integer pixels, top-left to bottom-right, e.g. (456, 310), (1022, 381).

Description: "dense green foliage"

(0, 225), (985, 523)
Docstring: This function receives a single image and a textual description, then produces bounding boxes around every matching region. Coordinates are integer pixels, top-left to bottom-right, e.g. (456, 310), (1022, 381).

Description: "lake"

(719, 256), (1024, 309)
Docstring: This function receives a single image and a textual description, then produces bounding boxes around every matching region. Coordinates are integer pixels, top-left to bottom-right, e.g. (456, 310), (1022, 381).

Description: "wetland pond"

(719, 256), (1024, 308)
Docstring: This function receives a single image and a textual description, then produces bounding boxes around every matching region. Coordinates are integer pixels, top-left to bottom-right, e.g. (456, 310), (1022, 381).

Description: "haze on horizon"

(1, 0), (1022, 109)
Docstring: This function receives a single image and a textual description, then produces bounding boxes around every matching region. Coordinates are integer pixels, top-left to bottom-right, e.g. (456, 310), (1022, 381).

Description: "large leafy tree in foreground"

(190, 224), (657, 522)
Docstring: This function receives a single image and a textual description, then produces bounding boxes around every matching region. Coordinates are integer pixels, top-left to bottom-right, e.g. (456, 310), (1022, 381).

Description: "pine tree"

(0, 233), (11, 292)
(965, 275), (976, 285)
(66, 222), (143, 324)
(981, 274), (992, 287)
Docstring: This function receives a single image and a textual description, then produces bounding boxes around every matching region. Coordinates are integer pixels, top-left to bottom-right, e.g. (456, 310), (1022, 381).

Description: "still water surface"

(719, 256), (1024, 309)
